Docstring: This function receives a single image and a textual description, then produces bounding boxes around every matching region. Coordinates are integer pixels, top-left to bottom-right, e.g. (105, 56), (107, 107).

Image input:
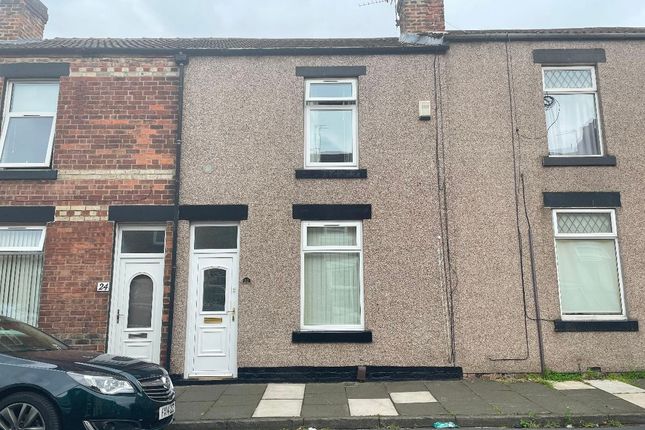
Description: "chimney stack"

(0, 0), (48, 41)
(397, 0), (445, 44)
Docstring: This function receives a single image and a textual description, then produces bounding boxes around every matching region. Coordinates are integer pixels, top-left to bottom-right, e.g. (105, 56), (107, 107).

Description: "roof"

(0, 27), (643, 56)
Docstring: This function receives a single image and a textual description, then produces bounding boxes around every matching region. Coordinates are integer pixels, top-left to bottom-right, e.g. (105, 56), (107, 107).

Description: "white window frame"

(0, 79), (59, 168)
(300, 220), (364, 331)
(552, 208), (626, 321)
(190, 222), (240, 255)
(0, 226), (46, 252)
(116, 225), (167, 259)
(542, 66), (604, 157)
(304, 78), (358, 170)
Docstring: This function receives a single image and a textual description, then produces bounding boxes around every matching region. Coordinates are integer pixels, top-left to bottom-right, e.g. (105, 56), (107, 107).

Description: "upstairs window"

(0, 80), (60, 168)
(305, 79), (358, 169)
(553, 210), (625, 320)
(542, 67), (602, 157)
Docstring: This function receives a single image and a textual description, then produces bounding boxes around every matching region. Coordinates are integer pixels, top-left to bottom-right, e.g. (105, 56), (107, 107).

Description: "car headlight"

(68, 372), (135, 395)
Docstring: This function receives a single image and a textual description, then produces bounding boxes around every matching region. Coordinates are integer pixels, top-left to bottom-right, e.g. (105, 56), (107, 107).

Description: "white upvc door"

(108, 226), (166, 363)
(186, 254), (239, 378)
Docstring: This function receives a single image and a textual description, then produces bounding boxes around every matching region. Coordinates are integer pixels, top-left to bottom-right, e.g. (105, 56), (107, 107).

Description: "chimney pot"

(0, 0), (48, 41)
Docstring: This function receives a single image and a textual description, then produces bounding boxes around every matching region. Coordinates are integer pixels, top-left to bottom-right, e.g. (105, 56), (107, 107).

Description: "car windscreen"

(0, 319), (68, 353)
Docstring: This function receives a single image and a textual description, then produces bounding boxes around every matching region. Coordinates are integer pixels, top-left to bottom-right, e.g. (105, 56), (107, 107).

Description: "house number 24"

(97, 282), (110, 292)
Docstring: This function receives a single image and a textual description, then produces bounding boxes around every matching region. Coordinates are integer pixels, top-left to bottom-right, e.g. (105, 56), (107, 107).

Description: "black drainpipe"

(166, 52), (188, 370)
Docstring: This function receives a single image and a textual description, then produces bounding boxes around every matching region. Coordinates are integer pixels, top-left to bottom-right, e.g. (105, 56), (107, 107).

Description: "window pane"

(1, 117), (54, 164)
(203, 268), (226, 312)
(304, 252), (360, 326)
(0, 229), (44, 249)
(309, 109), (354, 163)
(307, 226), (357, 247)
(544, 69), (593, 90)
(10, 82), (60, 112)
(121, 231), (165, 254)
(309, 82), (353, 99)
(0, 253), (44, 326)
(546, 94), (600, 156)
(556, 239), (622, 315)
(557, 213), (612, 234)
(194, 226), (238, 249)
(127, 275), (153, 329)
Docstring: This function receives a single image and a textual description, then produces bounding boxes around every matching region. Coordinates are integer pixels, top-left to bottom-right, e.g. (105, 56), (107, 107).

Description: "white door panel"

(108, 226), (165, 364)
(187, 255), (238, 377)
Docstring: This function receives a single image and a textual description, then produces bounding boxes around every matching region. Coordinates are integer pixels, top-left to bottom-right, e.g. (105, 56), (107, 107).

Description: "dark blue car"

(0, 316), (175, 430)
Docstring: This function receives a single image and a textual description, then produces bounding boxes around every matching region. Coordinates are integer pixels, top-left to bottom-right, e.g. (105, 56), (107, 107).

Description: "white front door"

(108, 226), (166, 363)
(187, 255), (238, 377)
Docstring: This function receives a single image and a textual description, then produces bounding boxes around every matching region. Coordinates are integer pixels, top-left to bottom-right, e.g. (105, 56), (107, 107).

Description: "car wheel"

(0, 392), (60, 430)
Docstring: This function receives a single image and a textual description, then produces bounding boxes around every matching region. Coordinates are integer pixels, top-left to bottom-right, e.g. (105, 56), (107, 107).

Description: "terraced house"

(1, 0), (644, 381)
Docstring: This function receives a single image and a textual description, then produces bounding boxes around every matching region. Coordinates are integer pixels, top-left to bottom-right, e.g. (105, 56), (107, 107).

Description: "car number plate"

(159, 402), (175, 420)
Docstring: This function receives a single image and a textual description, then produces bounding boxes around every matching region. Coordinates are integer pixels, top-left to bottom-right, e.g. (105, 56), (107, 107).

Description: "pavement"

(169, 378), (645, 429)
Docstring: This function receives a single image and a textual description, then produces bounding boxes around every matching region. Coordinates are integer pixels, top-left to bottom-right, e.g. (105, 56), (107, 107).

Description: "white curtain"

(304, 226), (360, 326)
(556, 239), (622, 315)
(547, 94), (600, 156)
(0, 254), (44, 326)
(304, 253), (360, 326)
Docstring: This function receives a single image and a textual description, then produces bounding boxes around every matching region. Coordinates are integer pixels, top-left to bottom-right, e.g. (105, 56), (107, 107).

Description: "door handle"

(116, 310), (125, 324)
(228, 307), (236, 322)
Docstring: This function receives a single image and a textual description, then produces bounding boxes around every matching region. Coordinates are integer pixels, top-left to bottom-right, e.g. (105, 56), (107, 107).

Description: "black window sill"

(292, 330), (372, 343)
(554, 319), (638, 332)
(0, 170), (58, 180)
(295, 169), (367, 179)
(543, 155), (616, 167)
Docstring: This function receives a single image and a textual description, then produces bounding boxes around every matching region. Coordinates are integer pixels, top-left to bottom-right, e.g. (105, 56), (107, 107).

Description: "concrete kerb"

(169, 412), (645, 429)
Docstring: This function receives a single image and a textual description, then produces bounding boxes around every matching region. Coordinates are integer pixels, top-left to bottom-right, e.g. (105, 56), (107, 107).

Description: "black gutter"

(445, 32), (645, 43)
(165, 51), (188, 369)
(0, 45), (449, 57)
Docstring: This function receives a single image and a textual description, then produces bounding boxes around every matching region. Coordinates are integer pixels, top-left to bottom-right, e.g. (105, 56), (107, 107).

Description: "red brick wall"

(0, 0), (48, 41)
(397, 0), (445, 34)
(39, 222), (114, 350)
(0, 56), (179, 365)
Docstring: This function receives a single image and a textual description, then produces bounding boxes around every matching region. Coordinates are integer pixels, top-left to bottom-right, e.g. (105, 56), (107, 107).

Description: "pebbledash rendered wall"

(172, 39), (645, 375)
(0, 57), (178, 362)
(442, 38), (645, 373)
(170, 53), (450, 375)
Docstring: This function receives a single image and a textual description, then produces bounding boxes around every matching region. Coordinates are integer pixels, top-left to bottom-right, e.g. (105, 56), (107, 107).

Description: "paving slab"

(215, 394), (262, 406)
(262, 383), (305, 399)
(345, 382), (389, 399)
(439, 398), (501, 416)
(616, 393), (645, 409)
(173, 401), (213, 421)
(175, 385), (226, 402)
(390, 391), (437, 403)
(424, 380), (481, 401)
(563, 389), (645, 414)
(552, 380), (594, 390)
(634, 379), (645, 390)
(394, 402), (451, 416)
(252, 399), (302, 417)
(385, 381), (431, 393)
(486, 390), (552, 415)
(303, 393), (349, 405)
(586, 379), (645, 394)
(347, 398), (398, 416)
(301, 403), (350, 417)
(507, 381), (557, 396)
(305, 382), (347, 394)
(518, 390), (601, 415)
(464, 380), (514, 395)
(202, 403), (257, 420)
(222, 384), (267, 396)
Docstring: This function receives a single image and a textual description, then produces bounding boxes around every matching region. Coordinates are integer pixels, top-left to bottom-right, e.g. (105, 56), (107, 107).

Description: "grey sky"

(44, 0), (645, 39)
